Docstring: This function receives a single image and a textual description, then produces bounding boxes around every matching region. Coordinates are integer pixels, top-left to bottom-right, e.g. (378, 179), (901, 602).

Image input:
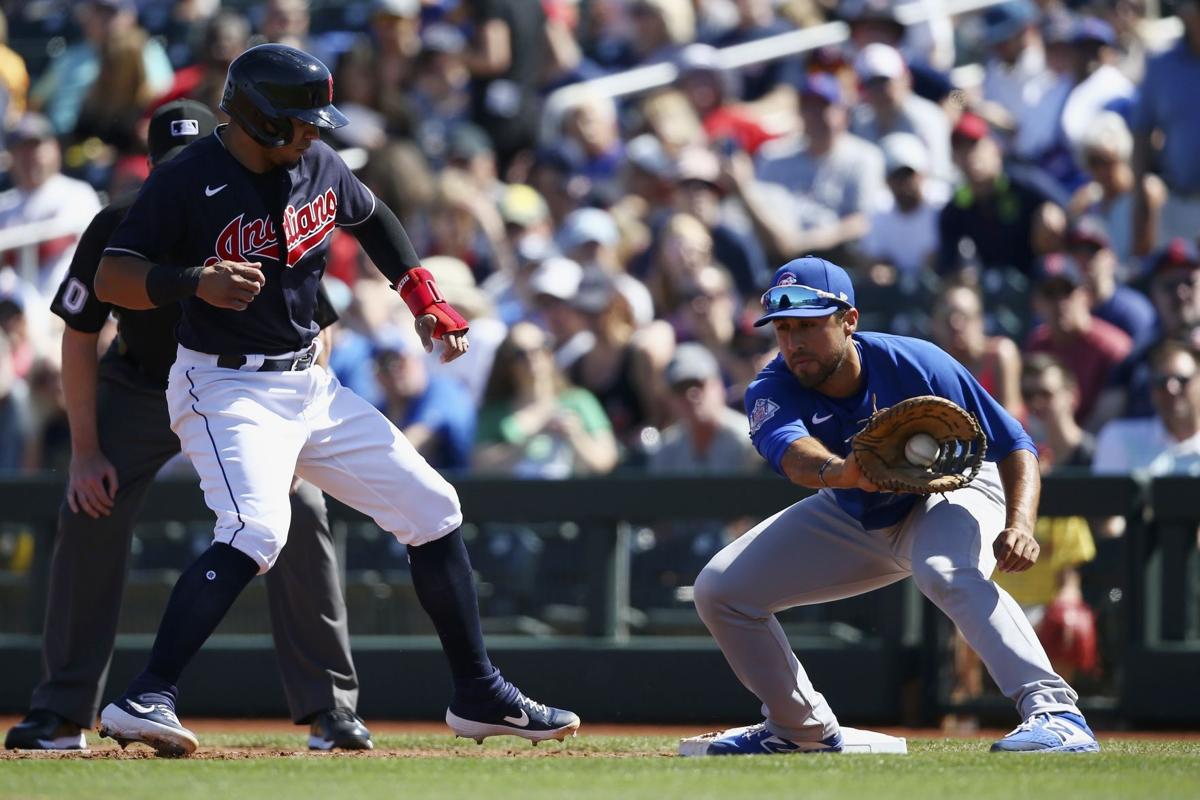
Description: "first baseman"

(682, 257), (1099, 755)
(88, 44), (577, 756)
(5, 100), (369, 753)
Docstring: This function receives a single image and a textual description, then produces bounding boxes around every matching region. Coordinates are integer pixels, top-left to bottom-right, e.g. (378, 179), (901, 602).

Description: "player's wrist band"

(146, 265), (204, 307)
(396, 267), (469, 340)
(817, 456), (836, 488)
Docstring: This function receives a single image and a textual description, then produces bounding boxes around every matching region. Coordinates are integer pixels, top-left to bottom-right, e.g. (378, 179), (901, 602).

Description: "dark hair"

(1022, 352), (1075, 391)
(1149, 340), (1200, 373)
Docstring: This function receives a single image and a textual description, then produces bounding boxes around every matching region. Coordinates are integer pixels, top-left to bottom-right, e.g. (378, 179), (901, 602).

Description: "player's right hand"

(67, 450), (119, 519)
(196, 261), (265, 311)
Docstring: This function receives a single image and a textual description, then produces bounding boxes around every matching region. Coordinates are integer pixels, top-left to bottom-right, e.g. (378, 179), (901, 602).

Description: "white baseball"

(904, 433), (940, 468)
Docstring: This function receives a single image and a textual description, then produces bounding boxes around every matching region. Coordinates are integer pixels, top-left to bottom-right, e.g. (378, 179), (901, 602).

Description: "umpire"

(5, 101), (371, 752)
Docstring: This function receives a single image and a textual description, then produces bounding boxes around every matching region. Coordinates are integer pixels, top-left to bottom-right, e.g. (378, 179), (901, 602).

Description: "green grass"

(3, 736), (1199, 800)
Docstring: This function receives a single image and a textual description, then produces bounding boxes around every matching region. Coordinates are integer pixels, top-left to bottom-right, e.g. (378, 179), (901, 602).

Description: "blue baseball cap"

(754, 256), (855, 327)
(983, 0), (1037, 47)
(799, 73), (843, 106)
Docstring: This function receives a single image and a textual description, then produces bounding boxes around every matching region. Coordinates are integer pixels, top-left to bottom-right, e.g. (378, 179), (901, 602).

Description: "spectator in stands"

(1069, 111), (1165, 264)
(707, 0), (797, 105)
(1094, 341), (1200, 473)
(841, 0), (955, 73)
(676, 147), (769, 297)
(152, 11), (250, 114)
(1063, 217), (1157, 346)
(1026, 255), (1133, 425)
(628, 0), (695, 66)
(474, 321), (618, 477)
(556, 207), (655, 327)
(0, 9), (28, 127)
(979, 0), (1054, 142)
(558, 91), (624, 189)
(1057, 19), (1134, 172)
(259, 0), (310, 51)
(28, 0), (173, 135)
(410, 25), (472, 159)
(371, 325), (476, 472)
(70, 27), (157, 155)
(849, 43), (952, 183)
(734, 73), (885, 261)
(327, 43), (391, 151)
(675, 44), (773, 156)
(144, 0), (221, 70)
(464, 0), (548, 173)
(23, 356), (68, 472)
(861, 132), (948, 281)
(527, 256), (590, 368)
(931, 281), (1024, 416)
(0, 114), (102, 299)
(427, 168), (501, 282)
(938, 111), (1061, 276)
(0, 328), (31, 472)
(1022, 353), (1096, 469)
(670, 263), (740, 370)
(1133, 0), (1200, 242)
(643, 213), (716, 318)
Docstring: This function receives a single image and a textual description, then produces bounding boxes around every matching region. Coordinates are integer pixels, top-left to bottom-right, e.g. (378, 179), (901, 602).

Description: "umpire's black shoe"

(446, 683), (580, 744)
(308, 708), (374, 751)
(5, 709), (87, 750)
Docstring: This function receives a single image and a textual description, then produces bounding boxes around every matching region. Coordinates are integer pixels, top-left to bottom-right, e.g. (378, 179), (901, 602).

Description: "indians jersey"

(103, 126), (374, 356)
(745, 332), (1036, 529)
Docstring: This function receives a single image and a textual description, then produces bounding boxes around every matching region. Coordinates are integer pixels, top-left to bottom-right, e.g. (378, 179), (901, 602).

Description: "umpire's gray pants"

(29, 365), (359, 726)
(692, 463), (1080, 742)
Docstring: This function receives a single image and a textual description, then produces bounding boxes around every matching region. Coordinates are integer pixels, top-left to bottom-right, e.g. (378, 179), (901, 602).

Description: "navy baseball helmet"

(220, 43), (348, 148)
(754, 256), (855, 327)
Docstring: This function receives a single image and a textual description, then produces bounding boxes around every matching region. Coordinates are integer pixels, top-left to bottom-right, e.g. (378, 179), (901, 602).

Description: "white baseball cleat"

(679, 724), (907, 756)
(98, 696), (198, 757)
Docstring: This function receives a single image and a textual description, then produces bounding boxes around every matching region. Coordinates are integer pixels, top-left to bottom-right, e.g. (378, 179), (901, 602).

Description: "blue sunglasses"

(760, 284), (852, 314)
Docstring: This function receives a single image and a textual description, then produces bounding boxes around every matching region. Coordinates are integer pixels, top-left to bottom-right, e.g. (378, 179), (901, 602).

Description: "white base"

(678, 726), (907, 756)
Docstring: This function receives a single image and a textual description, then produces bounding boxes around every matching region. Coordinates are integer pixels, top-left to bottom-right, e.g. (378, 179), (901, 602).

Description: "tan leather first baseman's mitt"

(851, 395), (986, 494)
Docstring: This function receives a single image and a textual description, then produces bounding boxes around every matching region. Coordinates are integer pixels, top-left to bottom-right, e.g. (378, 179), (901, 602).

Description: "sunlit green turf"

(3, 736), (1198, 800)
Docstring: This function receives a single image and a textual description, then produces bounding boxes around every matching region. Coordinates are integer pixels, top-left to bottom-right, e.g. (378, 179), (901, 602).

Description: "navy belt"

(216, 344), (316, 372)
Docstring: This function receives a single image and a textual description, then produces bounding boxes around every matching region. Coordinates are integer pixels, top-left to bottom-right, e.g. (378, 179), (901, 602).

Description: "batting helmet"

(220, 43), (348, 148)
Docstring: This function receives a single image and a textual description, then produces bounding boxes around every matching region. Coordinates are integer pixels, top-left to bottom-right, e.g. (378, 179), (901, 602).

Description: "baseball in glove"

(851, 395), (986, 494)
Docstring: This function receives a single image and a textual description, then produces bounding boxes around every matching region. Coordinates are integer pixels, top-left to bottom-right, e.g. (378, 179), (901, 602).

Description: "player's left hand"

(415, 313), (469, 363)
(994, 526), (1040, 573)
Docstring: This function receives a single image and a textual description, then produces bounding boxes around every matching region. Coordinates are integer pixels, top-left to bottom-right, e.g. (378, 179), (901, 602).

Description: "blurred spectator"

(328, 43), (391, 151)
(0, 9), (28, 127)
(0, 328), (31, 472)
(675, 44), (774, 156)
(24, 356), (68, 472)
(675, 146), (769, 296)
(1022, 353), (1095, 469)
(464, 0), (549, 173)
(707, 0), (797, 104)
(1057, 19), (1134, 170)
(841, 0), (955, 73)
(0, 113), (102, 298)
(643, 213), (717, 318)
(1096, 239), (1200, 423)
(938, 112), (1061, 276)
(849, 43), (952, 182)
(152, 10), (250, 114)
(371, 325), (476, 472)
(259, 0), (310, 51)
(527, 256), (590, 367)
(979, 0), (1054, 141)
(28, 0), (173, 136)
(628, 0), (695, 66)
(734, 74), (885, 260)
(70, 27), (156, 154)
(557, 207), (655, 326)
(358, 141), (437, 261)
(474, 321), (618, 477)
(410, 24), (472, 159)
(1063, 217), (1157, 346)
(861, 132), (948, 280)
(1010, 11), (1076, 171)
(931, 281), (1024, 416)
(558, 91), (624, 188)
(427, 168), (501, 282)
(670, 263), (738, 358)
(650, 342), (758, 472)
(1096, 0), (1149, 84)
(143, 0), (221, 70)
(1069, 111), (1165, 263)
(1026, 255), (1133, 424)
(1094, 341), (1200, 473)
(1133, 0), (1200, 242)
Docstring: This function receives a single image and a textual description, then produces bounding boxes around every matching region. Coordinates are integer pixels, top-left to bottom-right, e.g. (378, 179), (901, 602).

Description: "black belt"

(216, 344), (316, 372)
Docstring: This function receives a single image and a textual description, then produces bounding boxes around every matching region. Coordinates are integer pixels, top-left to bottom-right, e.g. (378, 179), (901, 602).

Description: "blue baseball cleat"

(991, 712), (1100, 753)
(98, 691), (198, 757)
(683, 723), (844, 756)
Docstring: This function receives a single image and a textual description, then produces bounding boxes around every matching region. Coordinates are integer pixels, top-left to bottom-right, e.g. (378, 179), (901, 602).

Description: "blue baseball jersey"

(745, 332), (1036, 529)
(103, 126), (375, 356)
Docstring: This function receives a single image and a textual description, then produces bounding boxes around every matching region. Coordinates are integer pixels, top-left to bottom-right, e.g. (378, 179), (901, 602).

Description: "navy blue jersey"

(745, 332), (1036, 529)
(103, 126), (374, 356)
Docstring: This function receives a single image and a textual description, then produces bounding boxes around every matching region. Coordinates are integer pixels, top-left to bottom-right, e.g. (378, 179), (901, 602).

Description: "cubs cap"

(754, 256), (855, 326)
(148, 100), (218, 164)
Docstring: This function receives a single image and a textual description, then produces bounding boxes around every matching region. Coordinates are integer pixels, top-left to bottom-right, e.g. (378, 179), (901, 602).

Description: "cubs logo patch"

(749, 397), (780, 435)
(777, 272), (797, 286)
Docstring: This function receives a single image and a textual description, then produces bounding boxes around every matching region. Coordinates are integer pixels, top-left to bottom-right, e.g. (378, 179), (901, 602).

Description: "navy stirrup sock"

(143, 543), (259, 687)
(407, 529), (503, 700)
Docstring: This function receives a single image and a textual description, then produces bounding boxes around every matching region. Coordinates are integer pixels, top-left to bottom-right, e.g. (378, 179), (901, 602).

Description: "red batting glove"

(395, 267), (469, 340)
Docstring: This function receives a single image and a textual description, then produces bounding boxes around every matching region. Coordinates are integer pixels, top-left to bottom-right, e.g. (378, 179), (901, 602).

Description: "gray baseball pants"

(693, 463), (1081, 742)
(29, 362), (359, 726)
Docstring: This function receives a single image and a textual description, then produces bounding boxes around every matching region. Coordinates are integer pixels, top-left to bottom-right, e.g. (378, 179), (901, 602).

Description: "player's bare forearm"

(780, 437), (879, 492)
(95, 255), (156, 309)
(61, 328), (102, 454)
(998, 449), (1040, 534)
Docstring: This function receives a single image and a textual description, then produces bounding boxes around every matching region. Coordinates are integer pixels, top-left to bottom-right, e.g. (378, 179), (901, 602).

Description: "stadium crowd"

(0, 0), (1198, 673)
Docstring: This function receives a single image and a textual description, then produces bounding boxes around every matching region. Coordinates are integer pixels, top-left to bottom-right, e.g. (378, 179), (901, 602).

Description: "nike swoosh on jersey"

(812, 413), (833, 424)
(205, 184), (228, 197)
(503, 710), (530, 727)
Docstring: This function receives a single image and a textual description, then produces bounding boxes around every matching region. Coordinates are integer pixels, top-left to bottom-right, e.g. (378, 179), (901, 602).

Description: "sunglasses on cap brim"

(759, 284), (852, 317)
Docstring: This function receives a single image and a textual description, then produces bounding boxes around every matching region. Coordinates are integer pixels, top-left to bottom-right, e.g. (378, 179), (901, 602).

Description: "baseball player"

(88, 44), (577, 757)
(4, 100), (371, 753)
(684, 257), (1099, 754)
